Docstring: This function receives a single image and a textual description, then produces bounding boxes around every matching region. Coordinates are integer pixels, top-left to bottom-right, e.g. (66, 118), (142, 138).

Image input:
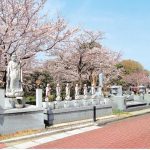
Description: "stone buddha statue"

(6, 54), (24, 98)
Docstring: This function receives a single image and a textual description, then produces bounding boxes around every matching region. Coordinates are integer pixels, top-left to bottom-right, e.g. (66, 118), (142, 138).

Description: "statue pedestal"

(15, 97), (25, 108)
(65, 96), (72, 101)
(56, 96), (62, 101)
(0, 89), (26, 109)
(91, 94), (96, 99)
(0, 89), (15, 109)
(75, 95), (80, 100)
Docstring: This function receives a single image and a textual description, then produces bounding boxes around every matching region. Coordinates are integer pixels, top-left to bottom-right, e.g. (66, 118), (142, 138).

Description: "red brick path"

(0, 143), (6, 149)
(32, 114), (150, 149)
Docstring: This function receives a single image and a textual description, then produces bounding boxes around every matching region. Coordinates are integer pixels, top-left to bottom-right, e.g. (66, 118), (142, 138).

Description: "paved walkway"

(32, 114), (150, 149)
(0, 143), (6, 149)
(2, 126), (101, 149)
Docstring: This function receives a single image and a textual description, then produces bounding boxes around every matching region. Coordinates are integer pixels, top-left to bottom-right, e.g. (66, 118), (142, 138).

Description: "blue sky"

(43, 0), (150, 70)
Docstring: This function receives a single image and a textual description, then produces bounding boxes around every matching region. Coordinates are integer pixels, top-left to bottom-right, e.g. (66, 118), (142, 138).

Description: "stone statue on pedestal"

(45, 84), (51, 102)
(98, 72), (104, 96)
(91, 84), (96, 98)
(75, 84), (80, 99)
(91, 84), (95, 94)
(99, 73), (104, 88)
(65, 83), (71, 100)
(56, 83), (61, 101)
(6, 54), (24, 98)
(83, 84), (88, 99)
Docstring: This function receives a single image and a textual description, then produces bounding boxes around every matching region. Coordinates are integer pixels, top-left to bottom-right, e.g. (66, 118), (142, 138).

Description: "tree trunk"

(79, 73), (82, 88)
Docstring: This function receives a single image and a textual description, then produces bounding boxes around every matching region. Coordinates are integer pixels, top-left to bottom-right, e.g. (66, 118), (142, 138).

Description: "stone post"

(36, 89), (43, 107)
(110, 95), (126, 111)
(144, 94), (150, 105)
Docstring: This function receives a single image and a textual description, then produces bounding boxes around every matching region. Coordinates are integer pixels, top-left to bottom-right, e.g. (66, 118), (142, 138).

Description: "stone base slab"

(0, 89), (15, 109)
(0, 105), (44, 135)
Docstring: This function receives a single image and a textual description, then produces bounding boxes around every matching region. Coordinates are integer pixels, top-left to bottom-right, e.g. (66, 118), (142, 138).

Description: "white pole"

(36, 89), (43, 107)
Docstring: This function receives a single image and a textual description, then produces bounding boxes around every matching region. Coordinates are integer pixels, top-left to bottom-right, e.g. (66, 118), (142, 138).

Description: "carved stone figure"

(56, 83), (61, 101)
(75, 84), (80, 99)
(6, 54), (23, 98)
(98, 73), (105, 96)
(45, 84), (51, 101)
(65, 83), (71, 100)
(91, 84), (96, 98)
(91, 84), (95, 95)
(99, 72), (104, 87)
(83, 84), (88, 99)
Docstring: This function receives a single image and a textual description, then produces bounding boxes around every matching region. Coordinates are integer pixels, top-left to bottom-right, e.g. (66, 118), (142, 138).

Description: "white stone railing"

(42, 97), (111, 110)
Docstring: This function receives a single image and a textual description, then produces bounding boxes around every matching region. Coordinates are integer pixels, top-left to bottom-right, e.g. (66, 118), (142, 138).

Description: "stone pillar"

(144, 94), (150, 105)
(110, 95), (126, 111)
(36, 89), (43, 108)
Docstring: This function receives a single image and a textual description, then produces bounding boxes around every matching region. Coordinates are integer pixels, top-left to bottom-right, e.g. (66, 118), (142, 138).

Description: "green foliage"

(25, 96), (36, 105)
(115, 63), (123, 69)
(47, 95), (55, 102)
(113, 110), (130, 115)
(25, 96), (35, 101)
(120, 59), (144, 74)
(23, 70), (55, 97)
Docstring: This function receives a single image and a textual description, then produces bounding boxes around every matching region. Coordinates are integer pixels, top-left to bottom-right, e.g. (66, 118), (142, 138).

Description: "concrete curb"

(1, 123), (92, 143)
(3, 126), (102, 149)
(96, 108), (150, 126)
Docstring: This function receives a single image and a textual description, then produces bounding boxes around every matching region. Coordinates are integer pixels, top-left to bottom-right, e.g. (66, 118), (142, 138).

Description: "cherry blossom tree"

(0, 0), (78, 87)
(0, 0), (77, 65)
(45, 31), (121, 87)
(123, 71), (150, 86)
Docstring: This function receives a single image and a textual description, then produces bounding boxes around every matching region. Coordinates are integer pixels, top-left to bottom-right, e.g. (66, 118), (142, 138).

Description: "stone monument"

(110, 85), (122, 96)
(6, 54), (23, 97)
(65, 83), (71, 100)
(56, 83), (62, 101)
(83, 84), (88, 99)
(45, 84), (51, 102)
(138, 85), (146, 95)
(0, 54), (44, 135)
(5, 54), (24, 108)
(110, 85), (125, 111)
(91, 84), (96, 98)
(98, 72), (104, 96)
(75, 84), (80, 99)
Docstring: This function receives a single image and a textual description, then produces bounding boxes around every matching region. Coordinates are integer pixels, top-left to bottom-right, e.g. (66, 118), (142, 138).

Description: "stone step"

(126, 105), (150, 112)
(126, 101), (147, 108)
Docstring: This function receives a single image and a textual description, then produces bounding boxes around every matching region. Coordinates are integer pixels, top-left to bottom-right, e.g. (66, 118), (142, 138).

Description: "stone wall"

(44, 104), (112, 125)
(0, 106), (44, 135)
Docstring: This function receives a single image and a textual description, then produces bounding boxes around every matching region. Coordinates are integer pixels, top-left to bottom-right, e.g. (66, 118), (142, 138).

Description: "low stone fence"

(0, 105), (44, 135)
(43, 98), (112, 125)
